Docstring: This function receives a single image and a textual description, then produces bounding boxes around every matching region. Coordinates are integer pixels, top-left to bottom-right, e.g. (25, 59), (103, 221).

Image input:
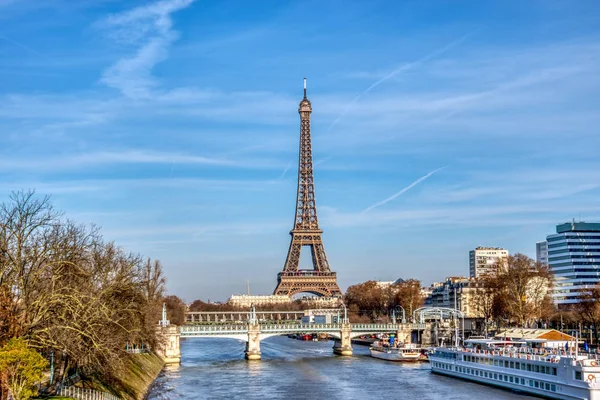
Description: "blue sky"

(1, 0), (600, 302)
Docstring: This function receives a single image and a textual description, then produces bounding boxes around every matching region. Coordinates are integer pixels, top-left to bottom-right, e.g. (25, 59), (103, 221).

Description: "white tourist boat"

(370, 343), (423, 362)
(429, 339), (600, 399)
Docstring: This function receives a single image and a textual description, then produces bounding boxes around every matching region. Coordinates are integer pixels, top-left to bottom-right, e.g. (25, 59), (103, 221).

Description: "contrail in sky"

(0, 33), (40, 55)
(362, 166), (446, 213)
(278, 162), (293, 180)
(327, 31), (475, 132)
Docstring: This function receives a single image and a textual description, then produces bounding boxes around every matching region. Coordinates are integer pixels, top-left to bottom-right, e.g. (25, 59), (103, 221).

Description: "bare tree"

(0, 191), (169, 392)
(392, 279), (424, 319)
(470, 276), (498, 336)
(577, 286), (600, 345)
(492, 254), (553, 327)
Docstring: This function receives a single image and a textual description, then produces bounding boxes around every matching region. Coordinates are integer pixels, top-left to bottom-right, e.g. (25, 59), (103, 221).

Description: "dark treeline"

(0, 191), (167, 399)
(187, 299), (317, 313)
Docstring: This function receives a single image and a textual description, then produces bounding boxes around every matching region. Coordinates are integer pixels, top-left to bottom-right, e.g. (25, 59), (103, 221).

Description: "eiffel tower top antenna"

(303, 77), (307, 98)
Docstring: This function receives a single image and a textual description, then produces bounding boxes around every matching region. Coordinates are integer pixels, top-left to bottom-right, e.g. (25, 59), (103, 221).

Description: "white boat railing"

(437, 347), (600, 363)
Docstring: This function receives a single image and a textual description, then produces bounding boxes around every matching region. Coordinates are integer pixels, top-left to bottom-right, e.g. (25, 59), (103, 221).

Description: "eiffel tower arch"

(273, 79), (342, 298)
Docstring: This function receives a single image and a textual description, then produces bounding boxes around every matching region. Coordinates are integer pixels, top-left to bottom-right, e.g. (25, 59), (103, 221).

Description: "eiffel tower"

(273, 79), (342, 298)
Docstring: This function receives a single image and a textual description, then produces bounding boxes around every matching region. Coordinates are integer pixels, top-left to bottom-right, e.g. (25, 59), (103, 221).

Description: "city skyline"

(2, 0), (600, 301)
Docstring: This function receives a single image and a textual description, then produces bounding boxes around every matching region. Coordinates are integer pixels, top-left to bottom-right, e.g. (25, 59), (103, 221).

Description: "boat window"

(534, 381), (539, 388)
(504, 361), (509, 368)
(520, 378), (525, 385)
(552, 367), (557, 376)
(515, 362), (520, 370)
(510, 361), (514, 368)
(494, 373), (498, 380)
(494, 360), (499, 366)
(575, 371), (582, 380)
(535, 365), (539, 373)
(509, 376), (514, 383)
(545, 383), (550, 391)
(551, 384), (556, 392)
(527, 364), (532, 371)
(504, 375), (508, 382)
(529, 380), (534, 387)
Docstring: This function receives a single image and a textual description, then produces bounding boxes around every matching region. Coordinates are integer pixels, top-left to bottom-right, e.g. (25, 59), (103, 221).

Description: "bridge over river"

(159, 318), (430, 362)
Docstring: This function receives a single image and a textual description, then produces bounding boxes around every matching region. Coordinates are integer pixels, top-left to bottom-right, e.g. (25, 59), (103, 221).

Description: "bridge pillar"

(420, 324), (434, 346)
(156, 325), (181, 365)
(332, 323), (353, 356)
(396, 327), (411, 344)
(245, 323), (261, 360)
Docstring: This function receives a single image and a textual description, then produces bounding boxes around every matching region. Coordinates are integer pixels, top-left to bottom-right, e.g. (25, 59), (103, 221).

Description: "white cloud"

(0, 149), (235, 170)
(98, 0), (196, 98)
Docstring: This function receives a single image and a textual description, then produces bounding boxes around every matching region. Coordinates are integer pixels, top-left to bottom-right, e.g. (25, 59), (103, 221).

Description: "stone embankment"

(45, 353), (165, 400)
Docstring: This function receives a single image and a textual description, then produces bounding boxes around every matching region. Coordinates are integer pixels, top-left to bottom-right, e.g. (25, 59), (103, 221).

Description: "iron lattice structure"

(273, 80), (342, 298)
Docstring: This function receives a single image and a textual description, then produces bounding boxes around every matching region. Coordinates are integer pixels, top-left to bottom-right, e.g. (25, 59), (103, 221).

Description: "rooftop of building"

(556, 221), (600, 234)
(472, 246), (507, 251)
(495, 328), (574, 341)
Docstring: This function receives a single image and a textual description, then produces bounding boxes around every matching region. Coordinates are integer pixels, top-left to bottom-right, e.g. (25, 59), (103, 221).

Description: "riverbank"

(118, 353), (165, 400)
(43, 353), (164, 400)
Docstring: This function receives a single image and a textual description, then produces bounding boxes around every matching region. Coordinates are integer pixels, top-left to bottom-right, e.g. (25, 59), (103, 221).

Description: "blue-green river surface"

(147, 336), (539, 399)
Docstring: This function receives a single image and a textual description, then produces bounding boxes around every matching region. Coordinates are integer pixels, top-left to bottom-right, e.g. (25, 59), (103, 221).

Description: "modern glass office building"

(536, 240), (548, 265)
(547, 222), (600, 305)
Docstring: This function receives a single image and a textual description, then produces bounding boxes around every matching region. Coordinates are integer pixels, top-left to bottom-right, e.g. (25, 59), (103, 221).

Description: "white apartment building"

(228, 294), (291, 308)
(469, 246), (509, 278)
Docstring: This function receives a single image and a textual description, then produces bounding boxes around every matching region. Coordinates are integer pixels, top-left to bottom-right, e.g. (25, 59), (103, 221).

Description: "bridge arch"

(182, 333), (249, 342)
(259, 332), (341, 341)
(287, 287), (332, 297)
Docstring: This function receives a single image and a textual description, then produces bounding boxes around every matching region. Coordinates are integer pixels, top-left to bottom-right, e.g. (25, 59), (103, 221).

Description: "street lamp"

(249, 304), (257, 325)
(338, 302), (348, 324)
(392, 306), (406, 324)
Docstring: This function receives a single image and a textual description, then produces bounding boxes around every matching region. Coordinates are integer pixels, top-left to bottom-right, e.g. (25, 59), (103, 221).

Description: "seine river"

(147, 336), (538, 399)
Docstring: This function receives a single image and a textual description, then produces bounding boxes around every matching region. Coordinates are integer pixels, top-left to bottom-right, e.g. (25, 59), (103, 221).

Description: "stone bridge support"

(245, 323), (261, 360)
(157, 325), (181, 364)
(421, 324), (434, 346)
(332, 323), (352, 356)
(396, 327), (412, 344)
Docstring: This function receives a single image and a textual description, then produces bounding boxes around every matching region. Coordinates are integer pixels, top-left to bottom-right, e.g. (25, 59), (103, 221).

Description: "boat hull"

(429, 348), (600, 400)
(370, 348), (421, 362)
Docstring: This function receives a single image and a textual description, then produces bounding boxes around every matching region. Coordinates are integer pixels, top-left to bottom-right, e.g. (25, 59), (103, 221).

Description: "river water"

(147, 336), (538, 399)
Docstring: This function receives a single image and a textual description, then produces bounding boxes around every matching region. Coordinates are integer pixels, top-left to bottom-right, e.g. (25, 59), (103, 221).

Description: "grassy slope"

(114, 353), (165, 400)
(42, 353), (164, 400)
